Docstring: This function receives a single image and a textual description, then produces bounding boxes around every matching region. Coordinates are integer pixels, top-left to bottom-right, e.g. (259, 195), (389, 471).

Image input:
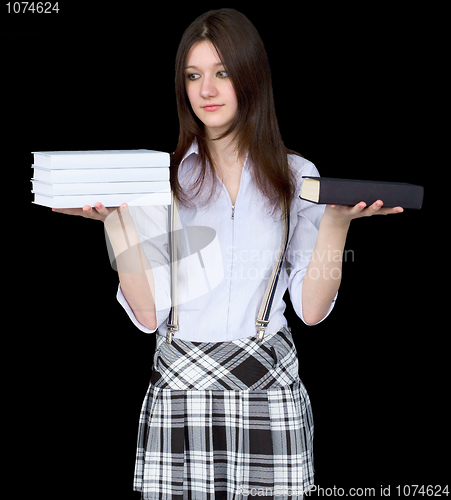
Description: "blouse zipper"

(226, 203), (235, 334)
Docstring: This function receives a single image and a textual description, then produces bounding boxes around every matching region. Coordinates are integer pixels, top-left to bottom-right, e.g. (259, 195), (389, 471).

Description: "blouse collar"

(180, 139), (199, 165)
(180, 139), (250, 170)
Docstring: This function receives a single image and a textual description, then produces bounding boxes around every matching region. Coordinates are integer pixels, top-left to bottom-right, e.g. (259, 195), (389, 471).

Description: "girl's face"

(184, 40), (238, 138)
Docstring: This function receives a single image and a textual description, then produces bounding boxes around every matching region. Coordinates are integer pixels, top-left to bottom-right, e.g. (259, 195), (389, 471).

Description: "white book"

(32, 150), (170, 169)
(31, 180), (170, 196)
(32, 166), (170, 183)
(32, 191), (172, 208)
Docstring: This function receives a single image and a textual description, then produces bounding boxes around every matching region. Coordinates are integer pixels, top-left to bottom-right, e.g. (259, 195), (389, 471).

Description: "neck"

(206, 130), (244, 169)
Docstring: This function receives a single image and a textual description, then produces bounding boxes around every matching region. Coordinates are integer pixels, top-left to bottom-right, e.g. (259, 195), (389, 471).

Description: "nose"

(200, 75), (218, 99)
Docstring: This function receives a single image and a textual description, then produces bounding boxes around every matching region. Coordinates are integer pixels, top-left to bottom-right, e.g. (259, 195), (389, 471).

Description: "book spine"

(317, 179), (423, 209)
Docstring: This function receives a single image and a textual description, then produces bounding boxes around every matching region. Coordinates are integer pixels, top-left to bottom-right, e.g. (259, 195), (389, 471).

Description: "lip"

(202, 104), (224, 112)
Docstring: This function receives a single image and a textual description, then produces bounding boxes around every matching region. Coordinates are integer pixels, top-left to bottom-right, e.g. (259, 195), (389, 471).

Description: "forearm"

(118, 264), (157, 330)
(302, 213), (349, 325)
(105, 210), (157, 330)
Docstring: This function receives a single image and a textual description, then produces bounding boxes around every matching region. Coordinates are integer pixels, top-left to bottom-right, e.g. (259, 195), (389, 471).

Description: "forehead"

(185, 40), (223, 69)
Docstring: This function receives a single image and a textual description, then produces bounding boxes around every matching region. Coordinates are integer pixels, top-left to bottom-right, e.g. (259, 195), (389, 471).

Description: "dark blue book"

(300, 177), (424, 209)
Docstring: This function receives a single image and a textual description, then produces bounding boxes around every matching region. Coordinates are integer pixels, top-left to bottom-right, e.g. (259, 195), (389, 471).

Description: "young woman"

(53, 9), (403, 500)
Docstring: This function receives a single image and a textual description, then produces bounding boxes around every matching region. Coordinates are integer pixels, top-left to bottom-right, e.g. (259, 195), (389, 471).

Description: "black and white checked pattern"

(134, 325), (314, 499)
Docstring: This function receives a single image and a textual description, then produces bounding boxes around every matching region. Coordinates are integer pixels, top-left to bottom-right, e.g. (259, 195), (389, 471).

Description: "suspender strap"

(166, 194), (290, 344)
(165, 191), (179, 344)
(255, 199), (290, 342)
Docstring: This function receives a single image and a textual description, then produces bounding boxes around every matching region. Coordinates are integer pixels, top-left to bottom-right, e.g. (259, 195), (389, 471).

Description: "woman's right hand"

(52, 202), (123, 223)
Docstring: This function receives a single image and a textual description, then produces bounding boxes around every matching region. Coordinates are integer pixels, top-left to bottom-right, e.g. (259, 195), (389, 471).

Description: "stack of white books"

(31, 149), (171, 208)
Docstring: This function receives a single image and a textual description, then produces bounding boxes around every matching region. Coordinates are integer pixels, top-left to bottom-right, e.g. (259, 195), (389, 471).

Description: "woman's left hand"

(323, 200), (404, 227)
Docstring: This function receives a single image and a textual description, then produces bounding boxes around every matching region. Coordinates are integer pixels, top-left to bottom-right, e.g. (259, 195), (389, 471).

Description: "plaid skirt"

(134, 325), (314, 500)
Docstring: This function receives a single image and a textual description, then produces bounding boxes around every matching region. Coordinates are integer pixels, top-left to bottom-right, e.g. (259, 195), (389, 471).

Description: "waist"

(150, 325), (300, 391)
(155, 314), (288, 343)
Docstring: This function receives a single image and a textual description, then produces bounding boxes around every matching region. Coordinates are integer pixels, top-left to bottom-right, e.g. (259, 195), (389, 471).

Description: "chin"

(196, 111), (234, 132)
(204, 119), (235, 134)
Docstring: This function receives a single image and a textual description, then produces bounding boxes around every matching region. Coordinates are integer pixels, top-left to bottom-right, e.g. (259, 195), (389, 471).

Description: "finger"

(350, 201), (367, 215)
(82, 204), (93, 216)
(52, 205), (112, 220)
(373, 206), (404, 215)
(94, 202), (117, 213)
(94, 202), (106, 213)
(367, 200), (384, 214)
(94, 202), (112, 220)
(81, 204), (108, 221)
(118, 203), (133, 225)
(52, 207), (85, 216)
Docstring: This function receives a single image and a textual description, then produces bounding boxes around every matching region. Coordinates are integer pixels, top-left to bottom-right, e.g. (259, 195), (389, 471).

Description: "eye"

(217, 70), (228, 79)
(187, 73), (200, 81)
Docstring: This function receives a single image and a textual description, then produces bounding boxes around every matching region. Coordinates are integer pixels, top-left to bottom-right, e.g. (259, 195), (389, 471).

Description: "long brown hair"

(171, 8), (301, 217)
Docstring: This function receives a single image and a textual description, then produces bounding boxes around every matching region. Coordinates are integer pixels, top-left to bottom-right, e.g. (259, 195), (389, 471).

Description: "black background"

(3, 3), (446, 499)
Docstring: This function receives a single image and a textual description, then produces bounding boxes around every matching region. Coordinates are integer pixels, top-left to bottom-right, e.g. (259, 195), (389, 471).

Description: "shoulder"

(287, 153), (320, 182)
(287, 153), (325, 215)
(127, 203), (169, 237)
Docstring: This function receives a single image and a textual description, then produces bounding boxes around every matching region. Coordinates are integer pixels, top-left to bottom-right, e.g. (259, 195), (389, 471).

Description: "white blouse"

(116, 141), (337, 342)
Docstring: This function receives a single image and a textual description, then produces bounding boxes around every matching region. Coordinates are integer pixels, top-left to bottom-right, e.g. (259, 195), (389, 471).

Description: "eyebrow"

(184, 63), (224, 71)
